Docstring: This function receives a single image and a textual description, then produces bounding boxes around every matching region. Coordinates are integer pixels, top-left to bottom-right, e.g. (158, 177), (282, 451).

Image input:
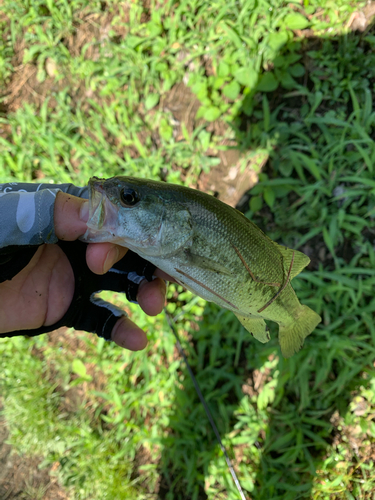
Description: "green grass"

(1, 0), (375, 499)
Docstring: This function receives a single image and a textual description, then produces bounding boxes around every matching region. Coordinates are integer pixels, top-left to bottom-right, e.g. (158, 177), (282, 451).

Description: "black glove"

(0, 240), (156, 340)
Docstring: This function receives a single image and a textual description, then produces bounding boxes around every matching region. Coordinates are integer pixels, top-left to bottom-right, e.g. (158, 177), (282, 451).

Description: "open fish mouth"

(87, 179), (106, 228)
(81, 178), (121, 243)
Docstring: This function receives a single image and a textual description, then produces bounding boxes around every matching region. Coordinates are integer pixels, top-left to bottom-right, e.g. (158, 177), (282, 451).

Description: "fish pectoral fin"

(181, 249), (233, 275)
(235, 314), (270, 344)
(272, 242), (310, 280)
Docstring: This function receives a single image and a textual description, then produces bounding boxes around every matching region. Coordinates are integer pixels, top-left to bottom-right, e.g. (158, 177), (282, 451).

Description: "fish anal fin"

(272, 242), (310, 280)
(235, 314), (270, 344)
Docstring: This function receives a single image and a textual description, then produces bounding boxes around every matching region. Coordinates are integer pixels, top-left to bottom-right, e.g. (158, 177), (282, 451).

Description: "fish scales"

(81, 176), (321, 357)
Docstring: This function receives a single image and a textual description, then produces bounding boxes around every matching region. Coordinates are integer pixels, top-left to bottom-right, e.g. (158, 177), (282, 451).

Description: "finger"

(54, 192), (89, 240)
(154, 269), (176, 283)
(54, 193), (129, 274)
(87, 244), (177, 280)
(111, 316), (148, 351)
(137, 277), (167, 316)
(86, 242), (128, 275)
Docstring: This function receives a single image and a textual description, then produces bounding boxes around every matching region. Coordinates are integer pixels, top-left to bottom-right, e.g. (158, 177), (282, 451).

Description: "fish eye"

(120, 188), (140, 207)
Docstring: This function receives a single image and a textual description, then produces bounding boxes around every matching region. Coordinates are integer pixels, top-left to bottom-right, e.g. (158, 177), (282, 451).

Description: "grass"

(1, 0), (375, 499)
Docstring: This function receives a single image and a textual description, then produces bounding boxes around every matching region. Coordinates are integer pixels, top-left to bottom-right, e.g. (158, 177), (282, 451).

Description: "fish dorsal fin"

(272, 242), (310, 280)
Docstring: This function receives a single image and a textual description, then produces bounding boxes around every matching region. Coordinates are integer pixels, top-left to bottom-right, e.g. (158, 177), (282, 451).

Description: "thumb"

(54, 191), (89, 241)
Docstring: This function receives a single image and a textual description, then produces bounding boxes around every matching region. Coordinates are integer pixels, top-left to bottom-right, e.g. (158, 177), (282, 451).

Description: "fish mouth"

(87, 178), (106, 229)
(81, 177), (120, 243)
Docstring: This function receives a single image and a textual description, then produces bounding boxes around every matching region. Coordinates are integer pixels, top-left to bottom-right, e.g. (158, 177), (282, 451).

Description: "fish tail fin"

(279, 306), (321, 358)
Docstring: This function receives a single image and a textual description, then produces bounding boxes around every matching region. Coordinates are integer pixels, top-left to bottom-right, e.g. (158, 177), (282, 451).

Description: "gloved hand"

(0, 182), (168, 350)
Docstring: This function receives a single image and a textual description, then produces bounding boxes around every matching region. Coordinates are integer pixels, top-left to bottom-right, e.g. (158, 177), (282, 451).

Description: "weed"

(1, 0), (375, 499)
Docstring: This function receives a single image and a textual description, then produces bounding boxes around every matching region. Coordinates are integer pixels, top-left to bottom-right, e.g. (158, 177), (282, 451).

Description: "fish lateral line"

(231, 243), (281, 287)
(257, 250), (295, 313)
(175, 268), (238, 310)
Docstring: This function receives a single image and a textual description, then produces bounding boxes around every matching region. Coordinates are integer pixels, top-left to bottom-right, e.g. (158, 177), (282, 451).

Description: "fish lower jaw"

(81, 228), (118, 243)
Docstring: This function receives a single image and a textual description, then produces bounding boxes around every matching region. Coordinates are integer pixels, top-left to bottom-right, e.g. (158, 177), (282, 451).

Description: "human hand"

(0, 192), (170, 351)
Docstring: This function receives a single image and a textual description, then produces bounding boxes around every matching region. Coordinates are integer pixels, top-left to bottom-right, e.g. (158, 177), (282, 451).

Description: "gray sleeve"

(0, 182), (88, 248)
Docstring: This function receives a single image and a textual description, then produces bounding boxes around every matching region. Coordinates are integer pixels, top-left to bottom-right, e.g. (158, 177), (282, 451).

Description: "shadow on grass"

(157, 18), (375, 500)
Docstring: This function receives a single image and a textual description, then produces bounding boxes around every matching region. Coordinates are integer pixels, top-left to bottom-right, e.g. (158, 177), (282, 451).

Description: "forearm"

(0, 182), (89, 283)
(0, 182), (88, 248)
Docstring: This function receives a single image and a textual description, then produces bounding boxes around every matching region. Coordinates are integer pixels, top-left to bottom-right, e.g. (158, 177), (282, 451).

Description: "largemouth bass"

(81, 176), (321, 357)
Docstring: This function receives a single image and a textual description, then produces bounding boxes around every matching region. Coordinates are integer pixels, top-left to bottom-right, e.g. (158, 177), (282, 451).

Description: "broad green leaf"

(284, 13), (309, 30)
(264, 187), (276, 208)
(72, 359), (87, 378)
(218, 61), (230, 77)
(289, 63), (305, 78)
(191, 80), (207, 98)
(257, 72), (278, 92)
(267, 31), (289, 51)
(145, 93), (159, 110)
(195, 106), (207, 119)
(213, 76), (225, 89)
(278, 71), (297, 90)
(234, 66), (258, 88)
(223, 80), (241, 100)
(146, 21), (162, 37)
(204, 107), (221, 121)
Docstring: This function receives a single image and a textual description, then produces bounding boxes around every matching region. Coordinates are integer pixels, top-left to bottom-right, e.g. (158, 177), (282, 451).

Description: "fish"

(80, 176), (321, 357)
